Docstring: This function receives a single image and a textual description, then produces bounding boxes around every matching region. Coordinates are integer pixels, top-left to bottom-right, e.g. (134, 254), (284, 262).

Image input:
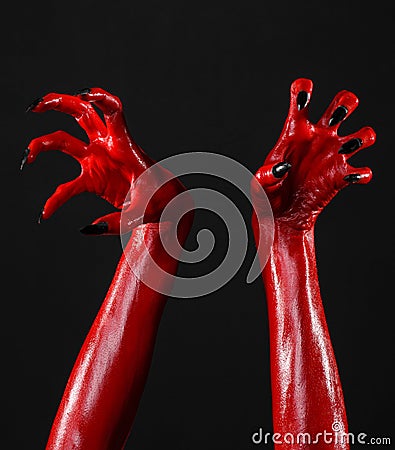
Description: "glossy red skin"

(251, 79), (376, 449)
(26, 89), (192, 449)
(46, 222), (188, 449)
(27, 88), (185, 233)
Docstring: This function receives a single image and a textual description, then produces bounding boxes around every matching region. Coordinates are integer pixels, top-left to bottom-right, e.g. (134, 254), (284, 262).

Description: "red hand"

(25, 88), (192, 449)
(253, 78), (375, 229)
(252, 78), (376, 449)
(24, 88), (185, 234)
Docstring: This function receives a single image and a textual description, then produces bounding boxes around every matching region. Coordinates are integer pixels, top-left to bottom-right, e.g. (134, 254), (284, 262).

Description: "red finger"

(343, 167), (372, 185)
(318, 90), (359, 129)
(254, 161), (291, 192)
(289, 78), (314, 118)
(80, 212), (121, 236)
(334, 166), (372, 191)
(75, 87), (130, 138)
(76, 87), (122, 115)
(338, 126), (376, 158)
(23, 131), (87, 169)
(27, 93), (107, 141)
(41, 176), (86, 221)
(79, 208), (147, 236)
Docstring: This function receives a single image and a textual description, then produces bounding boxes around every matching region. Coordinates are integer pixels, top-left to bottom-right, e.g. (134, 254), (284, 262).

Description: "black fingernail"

(297, 91), (309, 110)
(344, 173), (361, 184)
(339, 138), (363, 154)
(26, 97), (43, 113)
(38, 209), (44, 224)
(20, 148), (30, 170)
(75, 87), (91, 96)
(80, 222), (108, 235)
(329, 106), (348, 126)
(272, 162), (291, 178)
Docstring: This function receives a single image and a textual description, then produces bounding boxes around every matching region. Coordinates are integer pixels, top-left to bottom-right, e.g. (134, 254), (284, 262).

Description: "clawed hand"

(23, 88), (185, 235)
(252, 78), (376, 230)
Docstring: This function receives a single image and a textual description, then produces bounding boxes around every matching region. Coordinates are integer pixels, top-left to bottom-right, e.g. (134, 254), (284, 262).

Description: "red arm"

(24, 89), (192, 449)
(46, 223), (186, 449)
(251, 79), (376, 449)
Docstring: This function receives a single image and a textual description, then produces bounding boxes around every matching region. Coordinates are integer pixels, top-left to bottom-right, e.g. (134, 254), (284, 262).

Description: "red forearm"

(46, 223), (181, 450)
(255, 219), (348, 449)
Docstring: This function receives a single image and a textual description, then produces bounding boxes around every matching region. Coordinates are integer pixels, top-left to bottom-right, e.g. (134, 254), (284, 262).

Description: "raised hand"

(251, 79), (377, 450)
(23, 88), (185, 235)
(253, 78), (376, 229)
(24, 88), (193, 450)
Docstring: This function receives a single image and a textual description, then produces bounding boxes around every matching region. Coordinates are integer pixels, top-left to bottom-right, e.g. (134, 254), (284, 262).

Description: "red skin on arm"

(46, 223), (186, 449)
(25, 89), (192, 449)
(251, 79), (376, 449)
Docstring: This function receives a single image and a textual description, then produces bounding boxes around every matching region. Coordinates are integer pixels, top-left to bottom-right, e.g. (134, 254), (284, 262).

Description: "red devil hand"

(24, 88), (193, 449)
(252, 78), (376, 230)
(251, 79), (377, 450)
(23, 88), (184, 235)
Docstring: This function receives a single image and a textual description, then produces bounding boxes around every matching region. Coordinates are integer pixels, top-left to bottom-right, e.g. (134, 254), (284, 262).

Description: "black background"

(2, 1), (394, 449)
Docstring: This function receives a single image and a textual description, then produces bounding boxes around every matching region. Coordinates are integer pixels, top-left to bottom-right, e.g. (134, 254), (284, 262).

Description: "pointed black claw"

(20, 148), (30, 171)
(297, 91), (309, 110)
(26, 97), (43, 113)
(80, 222), (108, 235)
(329, 106), (348, 126)
(339, 138), (363, 154)
(272, 161), (291, 178)
(75, 87), (91, 96)
(344, 173), (361, 184)
(38, 209), (44, 224)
